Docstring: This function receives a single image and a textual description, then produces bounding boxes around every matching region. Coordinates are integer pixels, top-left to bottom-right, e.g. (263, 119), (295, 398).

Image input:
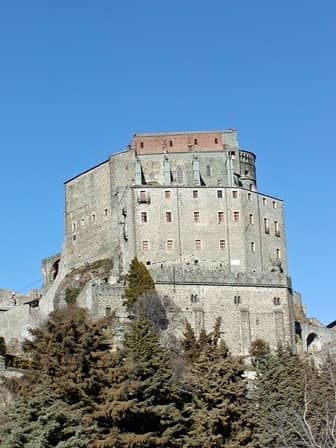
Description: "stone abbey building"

(39, 129), (295, 356)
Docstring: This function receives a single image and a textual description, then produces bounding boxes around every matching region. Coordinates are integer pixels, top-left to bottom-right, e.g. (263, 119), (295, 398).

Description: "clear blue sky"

(0, 1), (335, 323)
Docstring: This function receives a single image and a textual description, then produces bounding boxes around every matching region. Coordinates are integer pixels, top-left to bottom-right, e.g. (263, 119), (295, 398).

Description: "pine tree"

(91, 316), (189, 447)
(182, 320), (200, 363)
(0, 306), (116, 447)
(183, 322), (253, 447)
(123, 258), (155, 309)
(250, 347), (307, 447)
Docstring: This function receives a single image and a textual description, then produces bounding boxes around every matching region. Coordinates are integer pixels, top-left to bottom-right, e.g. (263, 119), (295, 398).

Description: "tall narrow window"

(176, 166), (183, 184)
(232, 190), (238, 199)
(251, 242), (256, 252)
(218, 211), (225, 223)
(264, 217), (270, 234)
(142, 240), (149, 251)
(193, 211), (200, 223)
(169, 140), (173, 147)
(276, 249), (281, 260)
(141, 212), (148, 223)
(248, 192), (252, 200)
(140, 142), (144, 149)
(273, 201), (277, 209)
(275, 221), (280, 236)
(249, 214), (254, 225)
(193, 190), (199, 198)
(219, 239), (226, 250)
(273, 297), (281, 306)
(233, 211), (240, 222)
(206, 165), (212, 176)
(165, 190), (171, 199)
(105, 306), (112, 316)
(91, 213), (96, 222)
(214, 137), (218, 144)
(234, 295), (241, 305)
(72, 222), (76, 232)
(194, 138), (198, 145)
(166, 239), (174, 250)
(195, 239), (202, 250)
(165, 211), (172, 222)
(217, 190), (223, 198)
(262, 197), (267, 206)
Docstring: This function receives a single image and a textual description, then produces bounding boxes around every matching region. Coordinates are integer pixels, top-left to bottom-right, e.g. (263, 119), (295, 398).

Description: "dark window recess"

(234, 295), (241, 305)
(273, 297), (281, 306)
(105, 306), (112, 316)
(191, 294), (199, 304)
(140, 142), (144, 149)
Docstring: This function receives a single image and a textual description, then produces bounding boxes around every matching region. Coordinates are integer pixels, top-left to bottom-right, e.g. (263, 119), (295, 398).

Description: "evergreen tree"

(123, 258), (155, 309)
(0, 306), (115, 447)
(250, 347), (307, 447)
(91, 316), (189, 447)
(183, 323), (253, 447)
(182, 321), (199, 363)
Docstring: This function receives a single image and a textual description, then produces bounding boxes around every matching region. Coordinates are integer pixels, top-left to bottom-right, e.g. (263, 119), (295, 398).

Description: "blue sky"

(0, 1), (335, 323)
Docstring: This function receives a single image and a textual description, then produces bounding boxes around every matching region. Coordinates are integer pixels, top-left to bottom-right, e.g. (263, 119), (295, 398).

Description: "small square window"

(232, 190), (238, 199)
(165, 211), (172, 222)
(193, 211), (200, 223)
(218, 211), (225, 223)
(195, 239), (202, 250)
(193, 190), (199, 198)
(166, 239), (174, 250)
(219, 239), (226, 250)
(217, 190), (223, 198)
(233, 211), (240, 222)
(141, 212), (148, 223)
(165, 190), (171, 199)
(142, 240), (149, 251)
(251, 242), (255, 252)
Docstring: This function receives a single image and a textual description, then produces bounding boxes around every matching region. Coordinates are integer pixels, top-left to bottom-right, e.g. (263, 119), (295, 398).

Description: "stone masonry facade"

(3, 128), (335, 359)
(39, 129), (296, 356)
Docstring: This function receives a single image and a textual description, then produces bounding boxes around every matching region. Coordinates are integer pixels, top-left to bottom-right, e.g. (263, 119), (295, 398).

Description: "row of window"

(141, 239), (281, 258)
(72, 208), (109, 232)
(140, 210), (280, 233)
(139, 137), (220, 150)
(141, 190), (277, 208)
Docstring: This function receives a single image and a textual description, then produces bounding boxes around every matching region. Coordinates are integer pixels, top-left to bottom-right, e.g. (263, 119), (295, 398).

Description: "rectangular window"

(217, 190), (223, 198)
(193, 211), (200, 223)
(251, 242), (255, 252)
(193, 190), (199, 198)
(104, 208), (108, 216)
(165, 190), (171, 199)
(105, 306), (112, 316)
(219, 239), (226, 250)
(165, 211), (172, 222)
(72, 222), (76, 232)
(232, 190), (238, 199)
(273, 201), (277, 209)
(195, 239), (202, 250)
(276, 249), (281, 260)
(233, 211), (240, 222)
(166, 239), (174, 250)
(249, 214), (254, 225)
(275, 221), (280, 237)
(141, 212), (148, 223)
(91, 213), (96, 222)
(206, 165), (212, 176)
(218, 211), (225, 223)
(262, 197), (267, 206)
(248, 192), (252, 200)
(264, 217), (270, 234)
(142, 240), (149, 251)
(140, 191), (146, 201)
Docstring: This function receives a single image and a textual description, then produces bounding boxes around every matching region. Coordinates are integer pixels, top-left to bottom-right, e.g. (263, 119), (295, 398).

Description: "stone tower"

(42, 130), (296, 356)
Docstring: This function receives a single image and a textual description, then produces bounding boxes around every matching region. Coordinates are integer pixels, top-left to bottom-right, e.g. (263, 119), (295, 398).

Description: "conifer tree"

(91, 316), (188, 447)
(123, 258), (155, 309)
(183, 322), (253, 447)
